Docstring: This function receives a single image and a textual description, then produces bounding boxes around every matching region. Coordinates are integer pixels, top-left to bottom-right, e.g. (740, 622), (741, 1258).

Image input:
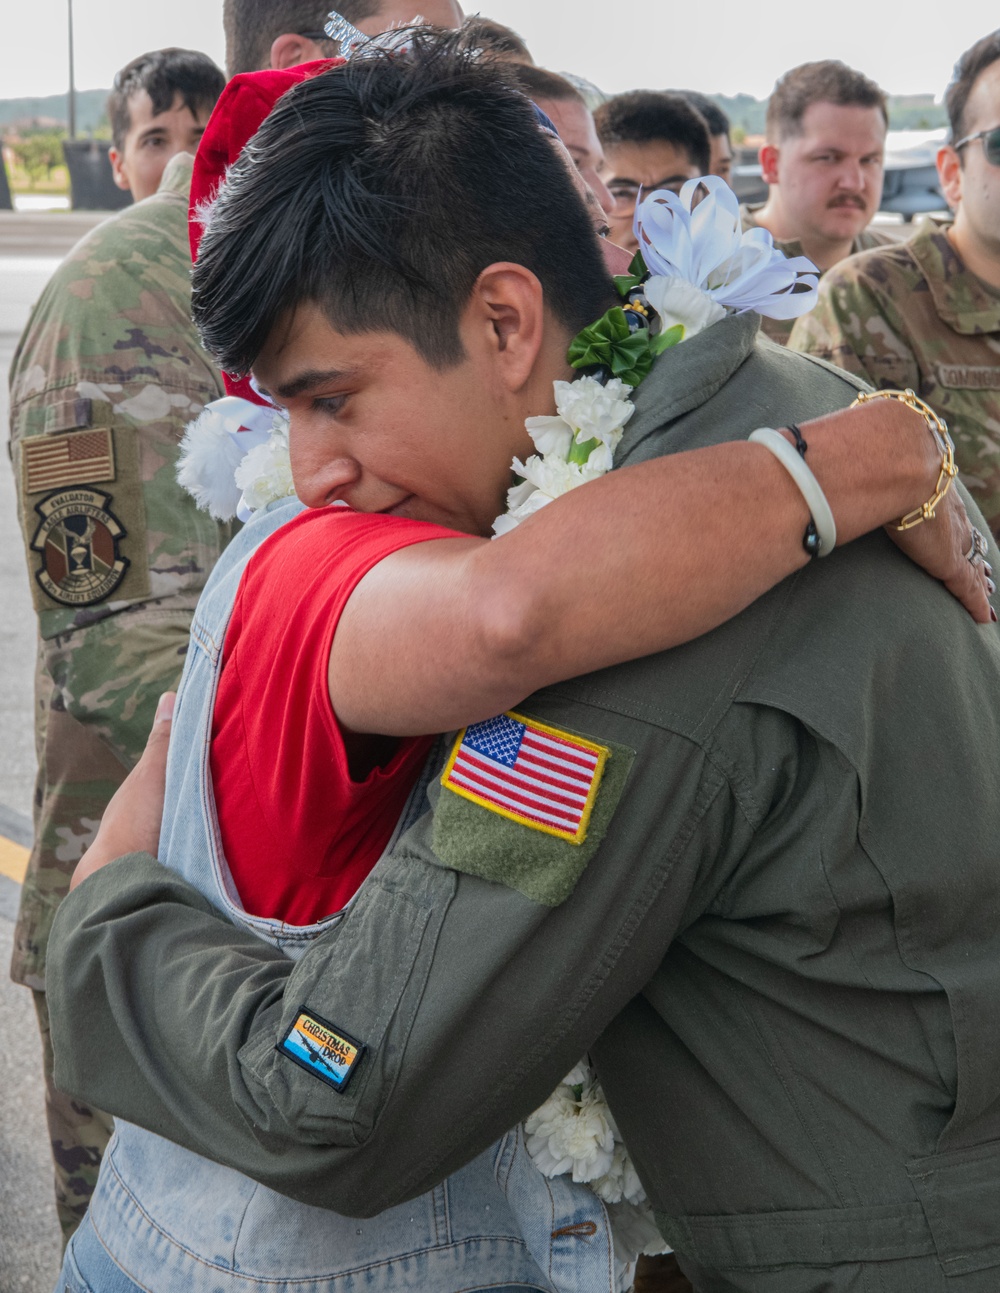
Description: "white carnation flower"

(524, 1065), (617, 1185)
(553, 375), (634, 450)
(514, 451), (608, 499)
(524, 414), (573, 460)
(604, 1198), (672, 1261)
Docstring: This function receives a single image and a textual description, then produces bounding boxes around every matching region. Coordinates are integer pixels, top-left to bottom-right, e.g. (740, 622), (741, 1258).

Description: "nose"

(585, 167), (615, 215)
(288, 416), (361, 509)
(835, 160), (865, 191)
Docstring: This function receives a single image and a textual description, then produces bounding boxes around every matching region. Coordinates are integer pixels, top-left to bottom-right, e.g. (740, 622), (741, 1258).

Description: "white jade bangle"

(748, 427), (837, 557)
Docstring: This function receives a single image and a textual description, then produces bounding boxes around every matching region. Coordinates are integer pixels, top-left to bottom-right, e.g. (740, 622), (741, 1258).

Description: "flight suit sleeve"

(788, 266), (921, 392)
(48, 709), (753, 1216)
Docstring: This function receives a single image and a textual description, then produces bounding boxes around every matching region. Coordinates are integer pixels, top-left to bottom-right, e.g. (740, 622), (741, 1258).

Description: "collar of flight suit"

(616, 311), (762, 465)
(908, 217), (1000, 337)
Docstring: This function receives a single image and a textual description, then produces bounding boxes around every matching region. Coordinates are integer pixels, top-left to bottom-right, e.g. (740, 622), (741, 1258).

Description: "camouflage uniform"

(788, 218), (1000, 540)
(740, 202), (898, 344)
(7, 149), (234, 1240)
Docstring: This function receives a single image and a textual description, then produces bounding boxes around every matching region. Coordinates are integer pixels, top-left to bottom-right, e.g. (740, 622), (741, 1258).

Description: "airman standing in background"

(743, 60), (894, 343)
(7, 47), (230, 1241)
(790, 31), (1000, 541)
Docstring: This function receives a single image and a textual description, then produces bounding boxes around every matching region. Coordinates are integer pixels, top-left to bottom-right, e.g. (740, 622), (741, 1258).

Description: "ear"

(463, 263), (546, 394)
(759, 142), (780, 186)
(270, 32), (325, 70)
(937, 144), (963, 212)
(108, 146), (130, 192)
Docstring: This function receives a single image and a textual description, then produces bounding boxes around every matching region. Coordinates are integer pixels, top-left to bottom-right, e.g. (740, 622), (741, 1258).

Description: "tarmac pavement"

(0, 209), (106, 1293)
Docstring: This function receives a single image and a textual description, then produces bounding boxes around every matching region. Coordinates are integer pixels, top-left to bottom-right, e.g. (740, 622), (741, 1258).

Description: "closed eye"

(314, 394), (348, 417)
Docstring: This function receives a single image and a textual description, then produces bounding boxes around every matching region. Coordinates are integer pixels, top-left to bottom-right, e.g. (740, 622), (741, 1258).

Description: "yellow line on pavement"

(0, 834), (30, 884)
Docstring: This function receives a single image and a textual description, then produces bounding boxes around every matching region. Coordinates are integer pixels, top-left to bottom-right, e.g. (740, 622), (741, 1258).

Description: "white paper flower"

(644, 276), (726, 340)
(635, 177), (820, 321)
(176, 396), (276, 521)
(233, 424), (296, 519)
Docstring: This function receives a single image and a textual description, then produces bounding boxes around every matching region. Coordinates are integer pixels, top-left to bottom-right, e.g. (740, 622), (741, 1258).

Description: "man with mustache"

(790, 31), (1000, 545)
(742, 60), (895, 343)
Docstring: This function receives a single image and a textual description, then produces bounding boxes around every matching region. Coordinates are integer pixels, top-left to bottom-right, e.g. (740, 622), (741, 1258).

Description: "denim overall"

(59, 497), (615, 1293)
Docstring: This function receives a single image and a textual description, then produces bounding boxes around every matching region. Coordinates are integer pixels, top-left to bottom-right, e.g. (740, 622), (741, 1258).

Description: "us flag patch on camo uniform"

(442, 711), (610, 844)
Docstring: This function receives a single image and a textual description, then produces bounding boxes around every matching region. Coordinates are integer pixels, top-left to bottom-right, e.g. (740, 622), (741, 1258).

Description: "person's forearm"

(334, 398), (937, 735)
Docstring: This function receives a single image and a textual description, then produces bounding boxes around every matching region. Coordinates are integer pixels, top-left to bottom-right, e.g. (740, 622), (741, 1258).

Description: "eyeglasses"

(297, 31), (334, 41)
(953, 125), (1000, 166)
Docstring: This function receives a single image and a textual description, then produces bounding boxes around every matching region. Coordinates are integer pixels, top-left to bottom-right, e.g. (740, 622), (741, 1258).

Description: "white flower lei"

(505, 179), (820, 1268)
(491, 176), (819, 538)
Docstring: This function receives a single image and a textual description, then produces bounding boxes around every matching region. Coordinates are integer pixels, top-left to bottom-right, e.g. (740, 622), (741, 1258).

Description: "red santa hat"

(189, 59), (345, 403)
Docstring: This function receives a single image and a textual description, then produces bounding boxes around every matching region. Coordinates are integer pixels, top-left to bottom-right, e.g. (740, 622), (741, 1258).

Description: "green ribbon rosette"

(567, 250), (685, 386)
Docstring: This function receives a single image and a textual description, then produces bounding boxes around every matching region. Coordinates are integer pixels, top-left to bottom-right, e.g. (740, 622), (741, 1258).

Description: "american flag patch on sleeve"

(442, 711), (610, 844)
(22, 428), (115, 495)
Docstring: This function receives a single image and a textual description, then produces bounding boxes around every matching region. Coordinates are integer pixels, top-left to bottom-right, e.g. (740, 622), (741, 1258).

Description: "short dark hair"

(193, 34), (613, 376)
(765, 60), (888, 142)
(509, 65), (585, 107)
(676, 90), (730, 140)
(458, 16), (533, 63)
(594, 91), (711, 174)
(223, 0), (368, 75)
(946, 30), (1000, 141)
(108, 48), (225, 152)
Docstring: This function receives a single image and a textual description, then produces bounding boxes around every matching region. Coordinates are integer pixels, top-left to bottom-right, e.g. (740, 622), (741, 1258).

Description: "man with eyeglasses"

(791, 30), (1000, 541)
(594, 91), (711, 254)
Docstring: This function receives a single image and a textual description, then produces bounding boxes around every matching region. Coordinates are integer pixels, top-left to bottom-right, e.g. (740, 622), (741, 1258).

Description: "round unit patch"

(30, 487), (130, 607)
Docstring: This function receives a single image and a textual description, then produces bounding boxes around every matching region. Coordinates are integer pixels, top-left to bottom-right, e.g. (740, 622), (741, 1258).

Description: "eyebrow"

(259, 366), (361, 401)
(610, 174), (694, 189)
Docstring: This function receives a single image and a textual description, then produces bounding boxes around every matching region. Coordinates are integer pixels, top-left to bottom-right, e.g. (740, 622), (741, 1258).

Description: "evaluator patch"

(278, 1009), (365, 1092)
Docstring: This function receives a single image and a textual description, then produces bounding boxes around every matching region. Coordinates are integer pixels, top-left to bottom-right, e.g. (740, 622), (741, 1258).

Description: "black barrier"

(0, 154), (12, 210)
(63, 139), (131, 212)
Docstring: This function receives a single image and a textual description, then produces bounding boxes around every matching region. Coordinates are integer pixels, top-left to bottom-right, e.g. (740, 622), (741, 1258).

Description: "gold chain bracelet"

(850, 388), (958, 530)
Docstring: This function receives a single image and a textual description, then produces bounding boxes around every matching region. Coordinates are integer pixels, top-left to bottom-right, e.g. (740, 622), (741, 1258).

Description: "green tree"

(11, 133), (65, 185)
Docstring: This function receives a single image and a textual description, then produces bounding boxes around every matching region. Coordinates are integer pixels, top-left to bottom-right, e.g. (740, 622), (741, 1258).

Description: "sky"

(2, 0), (998, 102)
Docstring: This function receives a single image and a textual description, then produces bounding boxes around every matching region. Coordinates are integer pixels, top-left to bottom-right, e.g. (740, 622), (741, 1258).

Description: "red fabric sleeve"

(211, 507), (460, 925)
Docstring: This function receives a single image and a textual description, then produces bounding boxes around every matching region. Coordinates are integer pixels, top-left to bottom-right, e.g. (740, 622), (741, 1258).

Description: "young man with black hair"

(108, 48), (225, 200)
(594, 91), (711, 251)
(224, 0), (463, 76)
(44, 38), (1000, 1293)
(676, 90), (733, 184)
(791, 30), (1000, 542)
(7, 46), (230, 1242)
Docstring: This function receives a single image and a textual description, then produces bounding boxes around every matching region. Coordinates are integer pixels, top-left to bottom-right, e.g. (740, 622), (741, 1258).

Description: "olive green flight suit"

(48, 316), (1000, 1290)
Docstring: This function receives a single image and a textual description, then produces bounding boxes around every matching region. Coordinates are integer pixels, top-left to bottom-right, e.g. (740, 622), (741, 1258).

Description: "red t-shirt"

(210, 507), (458, 925)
